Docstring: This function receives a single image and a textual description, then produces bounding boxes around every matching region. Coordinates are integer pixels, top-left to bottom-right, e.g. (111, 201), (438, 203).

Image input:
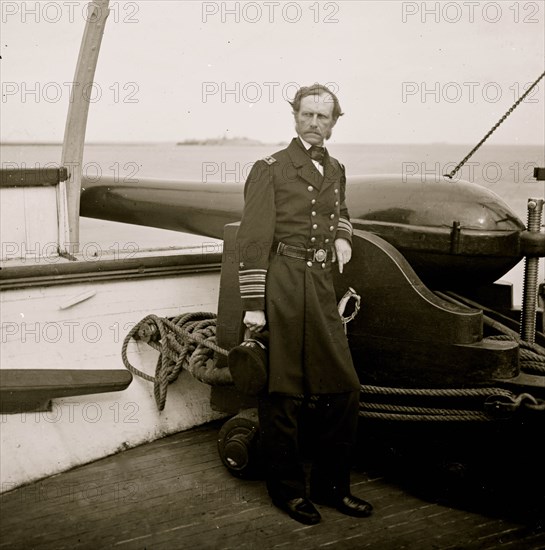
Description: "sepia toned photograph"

(1, 1), (544, 548)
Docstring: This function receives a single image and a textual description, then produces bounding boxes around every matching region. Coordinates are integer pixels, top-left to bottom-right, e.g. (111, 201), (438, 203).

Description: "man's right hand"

(244, 310), (266, 332)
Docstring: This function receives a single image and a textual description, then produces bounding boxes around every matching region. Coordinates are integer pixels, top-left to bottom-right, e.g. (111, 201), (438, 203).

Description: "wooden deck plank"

(1, 420), (543, 550)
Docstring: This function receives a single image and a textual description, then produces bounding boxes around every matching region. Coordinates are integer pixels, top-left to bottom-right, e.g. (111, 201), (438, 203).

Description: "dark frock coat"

(237, 138), (360, 395)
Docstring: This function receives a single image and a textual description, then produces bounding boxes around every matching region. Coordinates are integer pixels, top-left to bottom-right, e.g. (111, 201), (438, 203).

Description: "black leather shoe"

(312, 493), (373, 518)
(272, 497), (321, 525)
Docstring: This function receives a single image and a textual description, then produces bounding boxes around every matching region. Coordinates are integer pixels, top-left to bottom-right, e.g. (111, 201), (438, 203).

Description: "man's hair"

(289, 84), (344, 121)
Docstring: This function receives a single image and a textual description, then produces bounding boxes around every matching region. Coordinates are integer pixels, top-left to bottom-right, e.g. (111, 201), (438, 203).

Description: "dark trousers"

(258, 391), (359, 502)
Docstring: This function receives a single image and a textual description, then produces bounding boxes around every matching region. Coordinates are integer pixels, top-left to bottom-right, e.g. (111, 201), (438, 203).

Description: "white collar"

(299, 137), (325, 151)
(298, 137), (324, 174)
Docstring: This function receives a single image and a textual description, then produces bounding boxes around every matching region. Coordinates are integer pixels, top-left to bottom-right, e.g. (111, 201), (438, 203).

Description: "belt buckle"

(313, 248), (327, 263)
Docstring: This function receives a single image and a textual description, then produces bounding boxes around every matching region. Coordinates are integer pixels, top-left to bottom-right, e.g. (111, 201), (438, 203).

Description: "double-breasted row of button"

(308, 185), (341, 243)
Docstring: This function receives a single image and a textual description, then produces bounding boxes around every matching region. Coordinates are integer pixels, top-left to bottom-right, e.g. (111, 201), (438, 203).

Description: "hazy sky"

(1, 1), (544, 144)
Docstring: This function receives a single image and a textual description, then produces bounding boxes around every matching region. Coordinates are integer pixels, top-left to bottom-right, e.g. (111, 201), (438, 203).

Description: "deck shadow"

(353, 417), (545, 531)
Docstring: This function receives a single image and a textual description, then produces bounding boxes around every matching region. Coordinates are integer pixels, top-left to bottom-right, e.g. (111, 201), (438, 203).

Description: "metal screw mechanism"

(520, 198), (544, 343)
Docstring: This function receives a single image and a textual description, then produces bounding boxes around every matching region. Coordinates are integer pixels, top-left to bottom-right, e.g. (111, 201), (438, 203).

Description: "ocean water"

(3, 142), (544, 304)
(3, 142), (544, 218)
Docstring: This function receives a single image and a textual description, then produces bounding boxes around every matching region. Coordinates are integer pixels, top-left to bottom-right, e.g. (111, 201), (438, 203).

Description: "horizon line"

(1, 141), (543, 147)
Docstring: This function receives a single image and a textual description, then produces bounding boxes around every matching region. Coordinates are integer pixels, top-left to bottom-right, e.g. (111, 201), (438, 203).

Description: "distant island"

(176, 136), (285, 146)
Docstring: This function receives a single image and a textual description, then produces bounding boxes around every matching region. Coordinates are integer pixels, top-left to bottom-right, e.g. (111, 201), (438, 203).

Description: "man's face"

(294, 93), (336, 146)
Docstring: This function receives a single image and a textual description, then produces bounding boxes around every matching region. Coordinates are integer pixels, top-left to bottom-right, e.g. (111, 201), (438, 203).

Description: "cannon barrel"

(80, 174), (534, 288)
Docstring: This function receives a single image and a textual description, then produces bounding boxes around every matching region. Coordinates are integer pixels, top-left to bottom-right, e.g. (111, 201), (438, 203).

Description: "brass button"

(311, 211), (317, 216)
(324, 238), (330, 244)
(306, 261), (312, 268)
(321, 263), (326, 269)
(334, 188), (338, 194)
(329, 225), (334, 231)
(330, 214), (335, 219)
(335, 201), (339, 206)
(310, 237), (316, 243)
(311, 199), (316, 205)
(307, 186), (313, 192)
(312, 224), (318, 230)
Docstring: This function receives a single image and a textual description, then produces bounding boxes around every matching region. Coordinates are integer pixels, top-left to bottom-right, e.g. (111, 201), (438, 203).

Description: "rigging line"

(444, 70), (545, 180)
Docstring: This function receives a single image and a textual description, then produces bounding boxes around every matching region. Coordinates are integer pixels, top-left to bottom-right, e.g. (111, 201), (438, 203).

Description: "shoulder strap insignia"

(262, 155), (277, 165)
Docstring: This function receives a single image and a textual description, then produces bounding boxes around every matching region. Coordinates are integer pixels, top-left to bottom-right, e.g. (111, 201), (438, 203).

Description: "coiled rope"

(122, 306), (545, 418)
(121, 312), (230, 410)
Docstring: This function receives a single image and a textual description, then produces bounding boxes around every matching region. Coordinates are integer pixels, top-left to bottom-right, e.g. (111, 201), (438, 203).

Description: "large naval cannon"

(94, 172), (545, 478)
(81, 172), (536, 288)
(81, 173), (528, 284)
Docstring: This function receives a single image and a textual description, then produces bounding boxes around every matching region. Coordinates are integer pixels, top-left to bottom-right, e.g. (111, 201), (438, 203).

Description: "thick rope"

(122, 306), (545, 417)
(360, 389), (545, 420)
(359, 385), (513, 399)
(358, 385), (545, 421)
(121, 313), (231, 410)
(360, 402), (490, 417)
(359, 410), (490, 422)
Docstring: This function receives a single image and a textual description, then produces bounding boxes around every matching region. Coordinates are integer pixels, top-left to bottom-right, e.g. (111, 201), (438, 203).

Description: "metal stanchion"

(520, 167), (545, 343)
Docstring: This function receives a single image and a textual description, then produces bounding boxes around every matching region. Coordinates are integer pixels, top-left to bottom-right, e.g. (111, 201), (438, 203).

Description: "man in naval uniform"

(236, 84), (372, 525)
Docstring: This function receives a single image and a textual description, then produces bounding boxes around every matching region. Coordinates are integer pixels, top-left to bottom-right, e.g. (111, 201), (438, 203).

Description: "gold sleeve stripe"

(239, 268), (267, 298)
(337, 217), (353, 234)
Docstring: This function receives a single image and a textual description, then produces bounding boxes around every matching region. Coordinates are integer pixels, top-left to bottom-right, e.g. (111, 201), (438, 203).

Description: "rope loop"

(121, 312), (232, 410)
(338, 286), (361, 333)
(484, 392), (545, 418)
